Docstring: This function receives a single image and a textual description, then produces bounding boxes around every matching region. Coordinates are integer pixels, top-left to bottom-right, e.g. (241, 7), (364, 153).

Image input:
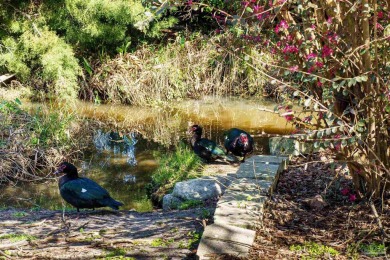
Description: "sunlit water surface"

(0, 97), (294, 212)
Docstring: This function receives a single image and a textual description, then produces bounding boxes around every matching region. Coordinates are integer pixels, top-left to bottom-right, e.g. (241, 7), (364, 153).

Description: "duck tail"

(105, 198), (124, 210)
(223, 154), (239, 164)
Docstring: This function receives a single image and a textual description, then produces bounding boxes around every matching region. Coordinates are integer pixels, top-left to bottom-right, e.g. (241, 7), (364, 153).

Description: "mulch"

(249, 152), (389, 260)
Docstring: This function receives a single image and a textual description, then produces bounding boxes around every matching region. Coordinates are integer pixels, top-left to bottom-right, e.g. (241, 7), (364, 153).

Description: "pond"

(0, 97), (294, 212)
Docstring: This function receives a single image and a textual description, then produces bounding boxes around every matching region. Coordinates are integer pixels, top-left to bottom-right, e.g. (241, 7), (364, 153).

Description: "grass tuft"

(290, 242), (339, 259)
(146, 142), (203, 203)
(0, 233), (36, 242)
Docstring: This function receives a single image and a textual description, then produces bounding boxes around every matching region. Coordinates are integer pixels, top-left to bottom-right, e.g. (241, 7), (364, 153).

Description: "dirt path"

(0, 208), (210, 259)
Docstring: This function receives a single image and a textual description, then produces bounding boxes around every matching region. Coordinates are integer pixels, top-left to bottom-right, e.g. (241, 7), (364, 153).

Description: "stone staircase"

(196, 155), (289, 259)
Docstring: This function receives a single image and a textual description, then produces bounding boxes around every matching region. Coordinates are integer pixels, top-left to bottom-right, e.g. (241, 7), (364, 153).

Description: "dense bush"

(0, 28), (81, 99)
(0, 0), (179, 99)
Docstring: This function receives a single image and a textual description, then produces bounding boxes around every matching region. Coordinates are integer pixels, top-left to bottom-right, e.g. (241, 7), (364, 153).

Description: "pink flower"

(378, 11), (384, 19)
(306, 53), (317, 60)
(322, 45), (333, 58)
(274, 25), (280, 33)
(317, 80), (323, 87)
(187, 0), (193, 5)
(308, 66), (315, 73)
(280, 20), (289, 29)
(349, 194), (357, 202)
(241, 1), (249, 7)
(283, 110), (294, 121)
(289, 65), (299, 72)
(315, 61), (324, 68)
(341, 188), (350, 196)
(253, 5), (263, 13)
(334, 142), (341, 151)
(311, 24), (316, 29)
(303, 116), (312, 123)
(327, 17), (333, 24)
(376, 23), (384, 30)
(283, 45), (299, 54)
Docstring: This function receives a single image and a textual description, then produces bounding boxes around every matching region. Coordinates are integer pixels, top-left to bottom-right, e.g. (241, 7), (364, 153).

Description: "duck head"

(239, 133), (249, 147)
(54, 162), (78, 178)
(188, 125), (203, 136)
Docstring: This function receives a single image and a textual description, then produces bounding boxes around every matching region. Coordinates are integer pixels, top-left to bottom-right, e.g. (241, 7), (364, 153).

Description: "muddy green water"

(0, 97), (294, 212)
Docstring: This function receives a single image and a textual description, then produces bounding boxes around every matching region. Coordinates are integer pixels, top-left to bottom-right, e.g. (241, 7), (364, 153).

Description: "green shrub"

(0, 28), (81, 99)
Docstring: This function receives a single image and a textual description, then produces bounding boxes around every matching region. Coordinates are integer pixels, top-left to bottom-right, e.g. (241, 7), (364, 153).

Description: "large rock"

(172, 179), (222, 201)
(162, 194), (184, 210)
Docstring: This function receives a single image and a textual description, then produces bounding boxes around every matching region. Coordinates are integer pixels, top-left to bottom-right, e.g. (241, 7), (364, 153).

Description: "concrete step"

(224, 178), (272, 195)
(196, 223), (256, 260)
(196, 155), (290, 259)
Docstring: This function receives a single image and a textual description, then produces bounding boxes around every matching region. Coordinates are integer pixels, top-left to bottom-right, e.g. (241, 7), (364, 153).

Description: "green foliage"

(12, 211), (28, 218)
(359, 242), (386, 257)
(28, 106), (74, 147)
(0, 99), (74, 148)
(178, 199), (204, 210)
(290, 242), (339, 259)
(0, 233), (36, 242)
(105, 248), (127, 258)
(186, 230), (202, 249)
(0, 28), (81, 99)
(150, 237), (174, 247)
(146, 142), (203, 202)
(51, 0), (147, 50)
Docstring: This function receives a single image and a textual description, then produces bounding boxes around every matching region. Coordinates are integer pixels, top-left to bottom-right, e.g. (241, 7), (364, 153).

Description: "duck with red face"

(224, 128), (254, 162)
(188, 125), (238, 163)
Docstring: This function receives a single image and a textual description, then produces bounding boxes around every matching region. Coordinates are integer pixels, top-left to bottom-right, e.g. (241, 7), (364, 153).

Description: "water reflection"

(93, 130), (138, 166)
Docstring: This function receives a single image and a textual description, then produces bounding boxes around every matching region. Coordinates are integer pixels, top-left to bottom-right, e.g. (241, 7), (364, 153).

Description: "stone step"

(196, 155), (289, 259)
(196, 223), (256, 260)
(236, 163), (280, 180)
(236, 155), (289, 181)
(246, 155), (289, 164)
(213, 202), (264, 230)
(214, 183), (268, 230)
(226, 178), (272, 195)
